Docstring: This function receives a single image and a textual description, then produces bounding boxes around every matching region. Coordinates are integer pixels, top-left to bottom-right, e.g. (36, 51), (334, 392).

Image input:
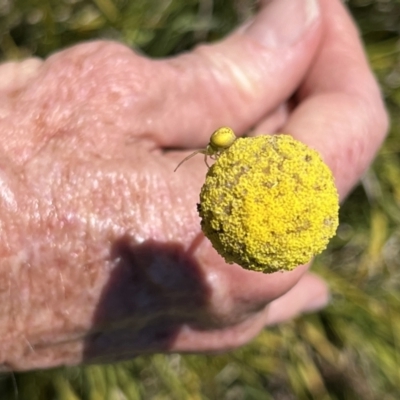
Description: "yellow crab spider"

(174, 127), (237, 172)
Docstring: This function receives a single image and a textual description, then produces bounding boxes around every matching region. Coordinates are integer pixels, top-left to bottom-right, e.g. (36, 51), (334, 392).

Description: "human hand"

(0, 0), (387, 370)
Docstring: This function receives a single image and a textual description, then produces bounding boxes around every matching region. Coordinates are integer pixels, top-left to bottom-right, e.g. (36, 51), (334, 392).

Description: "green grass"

(1, 0), (400, 398)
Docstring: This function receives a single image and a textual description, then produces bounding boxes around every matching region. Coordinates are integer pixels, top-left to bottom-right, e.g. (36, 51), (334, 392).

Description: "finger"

(272, 0), (388, 198)
(0, 58), (42, 93)
(162, 0), (322, 149)
(265, 272), (329, 325)
(171, 271), (328, 352)
(193, 239), (310, 323)
(247, 103), (290, 136)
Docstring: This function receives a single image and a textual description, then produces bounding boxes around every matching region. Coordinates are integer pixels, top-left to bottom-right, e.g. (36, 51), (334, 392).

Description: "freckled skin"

(199, 134), (339, 273)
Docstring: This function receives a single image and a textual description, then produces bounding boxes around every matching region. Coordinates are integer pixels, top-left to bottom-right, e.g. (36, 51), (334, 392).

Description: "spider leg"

(204, 153), (211, 168)
(174, 150), (204, 172)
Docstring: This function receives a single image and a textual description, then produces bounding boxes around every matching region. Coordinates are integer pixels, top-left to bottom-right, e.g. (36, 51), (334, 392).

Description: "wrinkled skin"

(0, 0), (388, 370)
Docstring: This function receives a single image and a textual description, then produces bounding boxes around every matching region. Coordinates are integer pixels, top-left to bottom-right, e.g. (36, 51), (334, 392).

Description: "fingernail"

(244, 0), (320, 49)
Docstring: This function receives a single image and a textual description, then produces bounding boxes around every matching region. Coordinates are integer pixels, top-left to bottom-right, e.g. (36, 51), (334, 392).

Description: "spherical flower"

(198, 134), (339, 273)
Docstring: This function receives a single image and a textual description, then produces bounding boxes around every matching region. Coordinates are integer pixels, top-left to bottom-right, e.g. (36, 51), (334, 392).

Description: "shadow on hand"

(83, 234), (211, 363)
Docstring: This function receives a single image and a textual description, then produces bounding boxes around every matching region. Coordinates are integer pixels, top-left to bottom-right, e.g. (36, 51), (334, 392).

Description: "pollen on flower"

(198, 134), (339, 273)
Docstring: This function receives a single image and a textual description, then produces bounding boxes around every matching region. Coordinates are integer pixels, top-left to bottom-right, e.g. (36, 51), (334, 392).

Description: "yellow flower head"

(198, 133), (339, 273)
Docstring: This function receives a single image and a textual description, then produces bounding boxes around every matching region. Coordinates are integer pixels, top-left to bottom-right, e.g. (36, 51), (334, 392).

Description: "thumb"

(156, 0), (322, 148)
